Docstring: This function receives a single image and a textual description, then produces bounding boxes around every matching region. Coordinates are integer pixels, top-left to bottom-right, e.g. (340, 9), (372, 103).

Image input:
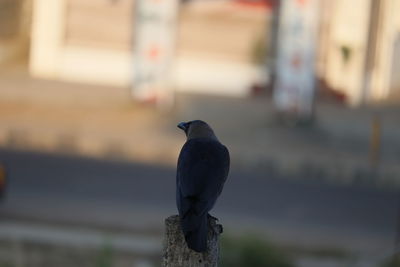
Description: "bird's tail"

(181, 211), (208, 252)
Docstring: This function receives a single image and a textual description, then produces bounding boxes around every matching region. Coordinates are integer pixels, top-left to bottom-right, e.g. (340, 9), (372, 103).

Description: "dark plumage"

(176, 120), (230, 252)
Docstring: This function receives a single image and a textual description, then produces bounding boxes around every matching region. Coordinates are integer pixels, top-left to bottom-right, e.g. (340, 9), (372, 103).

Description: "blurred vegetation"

(95, 242), (114, 267)
(251, 34), (268, 66)
(220, 233), (295, 267)
(287, 245), (353, 260)
(340, 44), (352, 64)
(381, 256), (400, 267)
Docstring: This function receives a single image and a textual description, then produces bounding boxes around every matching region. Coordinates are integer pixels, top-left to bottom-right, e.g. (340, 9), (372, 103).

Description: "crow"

(176, 120), (230, 252)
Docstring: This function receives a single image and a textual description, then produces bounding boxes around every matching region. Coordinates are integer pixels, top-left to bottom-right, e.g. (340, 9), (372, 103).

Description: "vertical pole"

(361, 0), (382, 104)
(268, 0), (281, 93)
(162, 215), (222, 267)
(369, 115), (381, 168)
(0, 164), (6, 201)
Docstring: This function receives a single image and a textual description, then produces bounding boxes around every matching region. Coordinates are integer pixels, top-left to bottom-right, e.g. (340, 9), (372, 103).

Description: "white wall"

(323, 0), (372, 105)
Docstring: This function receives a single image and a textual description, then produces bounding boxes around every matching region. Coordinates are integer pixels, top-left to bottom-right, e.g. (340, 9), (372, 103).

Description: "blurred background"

(0, 0), (399, 266)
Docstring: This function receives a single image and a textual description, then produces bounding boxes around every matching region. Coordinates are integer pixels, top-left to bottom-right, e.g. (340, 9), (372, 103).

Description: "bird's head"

(177, 120), (217, 140)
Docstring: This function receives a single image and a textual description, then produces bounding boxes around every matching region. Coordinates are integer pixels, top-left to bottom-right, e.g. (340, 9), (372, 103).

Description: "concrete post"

(162, 215), (222, 267)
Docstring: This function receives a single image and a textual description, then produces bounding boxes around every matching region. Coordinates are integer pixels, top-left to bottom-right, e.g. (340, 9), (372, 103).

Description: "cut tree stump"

(162, 215), (223, 267)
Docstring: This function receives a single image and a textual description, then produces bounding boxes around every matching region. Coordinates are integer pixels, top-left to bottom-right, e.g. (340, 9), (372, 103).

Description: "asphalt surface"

(0, 148), (398, 255)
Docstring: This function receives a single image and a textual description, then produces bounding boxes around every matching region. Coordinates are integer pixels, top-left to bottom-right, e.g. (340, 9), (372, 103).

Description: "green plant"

(95, 242), (114, 267)
(340, 45), (352, 64)
(220, 233), (294, 267)
(251, 35), (268, 66)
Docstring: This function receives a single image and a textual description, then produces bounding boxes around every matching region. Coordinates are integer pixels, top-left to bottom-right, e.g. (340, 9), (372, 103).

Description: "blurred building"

(9, 0), (400, 106)
(29, 0), (270, 100)
(317, 0), (400, 105)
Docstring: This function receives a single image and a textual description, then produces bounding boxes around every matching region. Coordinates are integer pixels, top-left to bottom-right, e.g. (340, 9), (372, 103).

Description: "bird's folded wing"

(176, 139), (229, 216)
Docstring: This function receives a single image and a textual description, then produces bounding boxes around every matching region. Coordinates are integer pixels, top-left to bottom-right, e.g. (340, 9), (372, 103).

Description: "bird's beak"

(177, 122), (188, 131)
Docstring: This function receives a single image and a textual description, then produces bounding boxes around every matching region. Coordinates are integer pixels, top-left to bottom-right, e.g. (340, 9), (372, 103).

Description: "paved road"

(0, 148), (398, 255)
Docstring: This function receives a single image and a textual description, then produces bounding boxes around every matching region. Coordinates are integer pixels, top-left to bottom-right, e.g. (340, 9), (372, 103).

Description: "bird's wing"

(176, 139), (229, 216)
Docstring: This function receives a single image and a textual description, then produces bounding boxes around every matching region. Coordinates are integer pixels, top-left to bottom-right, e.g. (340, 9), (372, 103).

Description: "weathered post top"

(162, 215), (223, 267)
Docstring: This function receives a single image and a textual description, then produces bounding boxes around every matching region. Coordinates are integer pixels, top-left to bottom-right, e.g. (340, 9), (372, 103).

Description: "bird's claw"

(207, 214), (219, 221)
(207, 214), (223, 234)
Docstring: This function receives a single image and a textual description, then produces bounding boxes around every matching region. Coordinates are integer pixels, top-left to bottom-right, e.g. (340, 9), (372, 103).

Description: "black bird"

(176, 120), (230, 252)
